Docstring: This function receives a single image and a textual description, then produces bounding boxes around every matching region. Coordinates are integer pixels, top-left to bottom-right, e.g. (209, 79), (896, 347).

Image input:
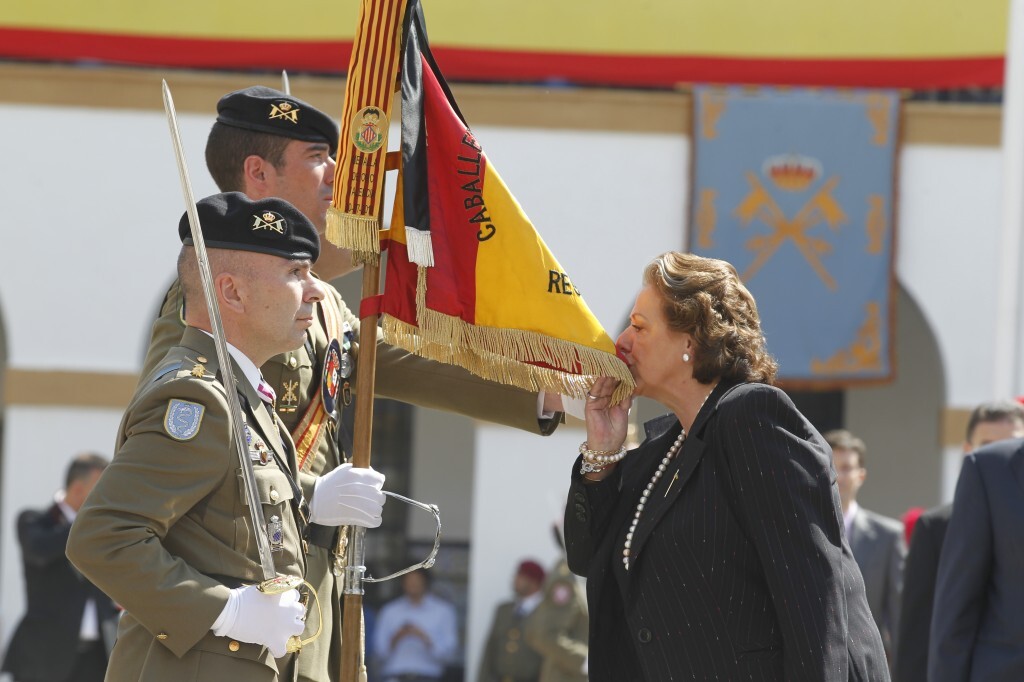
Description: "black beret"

(179, 192), (320, 262)
(216, 86), (339, 153)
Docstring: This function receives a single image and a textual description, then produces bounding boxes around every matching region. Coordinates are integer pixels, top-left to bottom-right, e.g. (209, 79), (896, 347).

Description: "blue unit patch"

(164, 399), (205, 441)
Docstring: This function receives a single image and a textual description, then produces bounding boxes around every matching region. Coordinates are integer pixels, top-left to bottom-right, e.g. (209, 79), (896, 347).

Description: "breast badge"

(278, 379), (300, 414)
(244, 424), (271, 464)
(267, 515), (285, 552)
(164, 399), (205, 441)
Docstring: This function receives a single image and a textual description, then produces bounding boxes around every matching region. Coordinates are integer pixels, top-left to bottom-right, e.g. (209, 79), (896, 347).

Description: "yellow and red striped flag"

(372, 0), (634, 402)
(326, 0), (407, 264)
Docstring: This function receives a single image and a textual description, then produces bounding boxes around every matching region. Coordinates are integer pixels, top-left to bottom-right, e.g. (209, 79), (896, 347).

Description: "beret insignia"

(252, 211), (286, 234)
(164, 399), (205, 441)
(269, 101), (300, 124)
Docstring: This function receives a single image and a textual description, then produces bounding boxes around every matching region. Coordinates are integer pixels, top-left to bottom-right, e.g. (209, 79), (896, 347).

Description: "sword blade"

(162, 80), (278, 582)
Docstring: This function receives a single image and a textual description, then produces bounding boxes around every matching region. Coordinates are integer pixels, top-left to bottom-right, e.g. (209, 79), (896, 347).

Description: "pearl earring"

(682, 353), (691, 362)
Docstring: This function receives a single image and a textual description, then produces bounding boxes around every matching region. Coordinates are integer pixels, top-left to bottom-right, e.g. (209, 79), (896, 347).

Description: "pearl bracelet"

(578, 441), (628, 465)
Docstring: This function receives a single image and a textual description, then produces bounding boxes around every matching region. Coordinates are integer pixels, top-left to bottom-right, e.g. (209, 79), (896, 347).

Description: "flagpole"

(341, 257), (382, 682)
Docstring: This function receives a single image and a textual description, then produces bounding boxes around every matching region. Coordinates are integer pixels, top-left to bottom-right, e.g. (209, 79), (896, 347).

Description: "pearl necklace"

(622, 430), (685, 570)
(622, 387), (715, 570)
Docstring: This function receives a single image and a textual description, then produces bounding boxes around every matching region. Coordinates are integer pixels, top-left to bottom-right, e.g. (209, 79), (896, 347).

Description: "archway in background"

(843, 282), (945, 518)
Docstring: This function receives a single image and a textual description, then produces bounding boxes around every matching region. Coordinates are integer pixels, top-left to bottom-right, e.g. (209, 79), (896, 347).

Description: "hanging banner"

(688, 86), (899, 386)
(0, 0), (1008, 88)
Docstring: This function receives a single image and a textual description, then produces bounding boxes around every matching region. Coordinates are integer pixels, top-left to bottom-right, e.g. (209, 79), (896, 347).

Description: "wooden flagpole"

(333, 0), (407, 678)
(340, 150), (401, 682)
(340, 258), (382, 682)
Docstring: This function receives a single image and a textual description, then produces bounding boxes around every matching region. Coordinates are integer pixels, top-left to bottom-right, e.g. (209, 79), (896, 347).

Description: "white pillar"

(997, 0), (1024, 397)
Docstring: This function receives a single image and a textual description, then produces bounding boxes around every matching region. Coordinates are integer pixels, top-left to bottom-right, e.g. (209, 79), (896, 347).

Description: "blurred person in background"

(895, 401), (1024, 682)
(477, 559), (546, 682)
(825, 428), (906, 666)
(2, 453), (117, 682)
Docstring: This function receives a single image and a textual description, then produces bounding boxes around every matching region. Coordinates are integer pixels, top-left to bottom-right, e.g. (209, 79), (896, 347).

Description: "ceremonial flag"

(371, 0), (634, 402)
(689, 86), (899, 386)
(327, 0), (407, 264)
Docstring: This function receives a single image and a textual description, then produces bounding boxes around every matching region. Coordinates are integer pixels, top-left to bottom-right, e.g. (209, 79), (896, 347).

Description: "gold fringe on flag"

(328, 0), (408, 265)
(382, 269), (635, 404)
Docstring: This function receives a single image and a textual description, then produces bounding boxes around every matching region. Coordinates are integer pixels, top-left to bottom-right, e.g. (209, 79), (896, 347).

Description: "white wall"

(896, 145), (1004, 407)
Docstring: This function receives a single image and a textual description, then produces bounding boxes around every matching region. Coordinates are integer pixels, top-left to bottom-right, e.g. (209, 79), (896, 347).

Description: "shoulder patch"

(164, 399), (205, 440)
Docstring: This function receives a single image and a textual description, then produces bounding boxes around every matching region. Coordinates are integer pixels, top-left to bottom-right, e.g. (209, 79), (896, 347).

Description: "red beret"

(517, 560), (546, 584)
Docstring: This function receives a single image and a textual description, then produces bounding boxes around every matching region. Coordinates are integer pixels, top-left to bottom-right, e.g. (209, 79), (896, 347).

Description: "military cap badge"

(252, 211), (286, 234)
(269, 100), (300, 124)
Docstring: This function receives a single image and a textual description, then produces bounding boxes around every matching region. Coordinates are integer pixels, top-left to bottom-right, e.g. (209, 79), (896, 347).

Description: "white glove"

(308, 463), (386, 527)
(211, 585), (305, 658)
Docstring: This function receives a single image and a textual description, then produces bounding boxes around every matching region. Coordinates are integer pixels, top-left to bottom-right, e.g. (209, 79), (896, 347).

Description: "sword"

(161, 80), (317, 650)
(281, 70), (291, 95)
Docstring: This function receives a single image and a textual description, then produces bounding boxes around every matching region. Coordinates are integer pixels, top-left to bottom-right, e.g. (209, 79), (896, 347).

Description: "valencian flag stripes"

(371, 0), (634, 402)
(327, 0), (407, 264)
(689, 86), (899, 386)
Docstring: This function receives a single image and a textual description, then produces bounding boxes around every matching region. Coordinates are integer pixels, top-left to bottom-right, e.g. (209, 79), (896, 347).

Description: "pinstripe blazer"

(564, 381), (889, 682)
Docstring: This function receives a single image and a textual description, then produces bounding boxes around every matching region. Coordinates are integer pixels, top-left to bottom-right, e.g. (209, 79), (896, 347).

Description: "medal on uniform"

(267, 515), (285, 552)
(244, 424), (270, 464)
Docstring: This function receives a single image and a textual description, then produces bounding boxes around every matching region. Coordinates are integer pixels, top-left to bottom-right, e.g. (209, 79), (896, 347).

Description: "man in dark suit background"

(2, 453), (118, 682)
(825, 429), (906, 664)
(894, 401), (1024, 682)
(928, 415), (1024, 681)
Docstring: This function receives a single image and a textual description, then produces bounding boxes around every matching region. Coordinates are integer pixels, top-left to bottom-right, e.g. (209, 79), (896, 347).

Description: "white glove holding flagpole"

(212, 585), (305, 658)
(309, 463), (386, 527)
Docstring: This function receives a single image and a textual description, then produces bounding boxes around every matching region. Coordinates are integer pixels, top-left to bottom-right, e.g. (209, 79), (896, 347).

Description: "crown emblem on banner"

(763, 154), (822, 192)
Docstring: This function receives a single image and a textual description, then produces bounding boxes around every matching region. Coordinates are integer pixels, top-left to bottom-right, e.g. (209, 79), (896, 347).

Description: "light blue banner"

(689, 86), (898, 384)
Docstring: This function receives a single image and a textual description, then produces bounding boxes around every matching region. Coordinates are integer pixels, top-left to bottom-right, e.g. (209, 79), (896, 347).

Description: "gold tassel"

(325, 208), (381, 266)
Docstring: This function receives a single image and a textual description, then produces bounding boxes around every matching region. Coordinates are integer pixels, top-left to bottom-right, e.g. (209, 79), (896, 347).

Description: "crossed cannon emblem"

(734, 172), (847, 290)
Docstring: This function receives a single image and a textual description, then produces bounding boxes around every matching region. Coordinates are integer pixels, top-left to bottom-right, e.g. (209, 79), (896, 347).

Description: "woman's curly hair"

(643, 252), (778, 384)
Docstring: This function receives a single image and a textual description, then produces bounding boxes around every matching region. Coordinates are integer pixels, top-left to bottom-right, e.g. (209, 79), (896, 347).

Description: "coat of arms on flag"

(689, 86), (900, 386)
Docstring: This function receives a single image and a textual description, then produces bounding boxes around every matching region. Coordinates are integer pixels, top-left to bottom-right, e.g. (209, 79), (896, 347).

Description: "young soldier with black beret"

(138, 87), (564, 682)
(68, 193), (387, 682)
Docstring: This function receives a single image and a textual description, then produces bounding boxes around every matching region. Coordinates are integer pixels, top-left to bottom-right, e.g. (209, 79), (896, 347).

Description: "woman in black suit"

(565, 252), (889, 681)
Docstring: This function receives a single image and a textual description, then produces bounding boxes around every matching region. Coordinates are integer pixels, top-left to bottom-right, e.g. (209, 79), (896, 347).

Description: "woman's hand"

(584, 376), (632, 452)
